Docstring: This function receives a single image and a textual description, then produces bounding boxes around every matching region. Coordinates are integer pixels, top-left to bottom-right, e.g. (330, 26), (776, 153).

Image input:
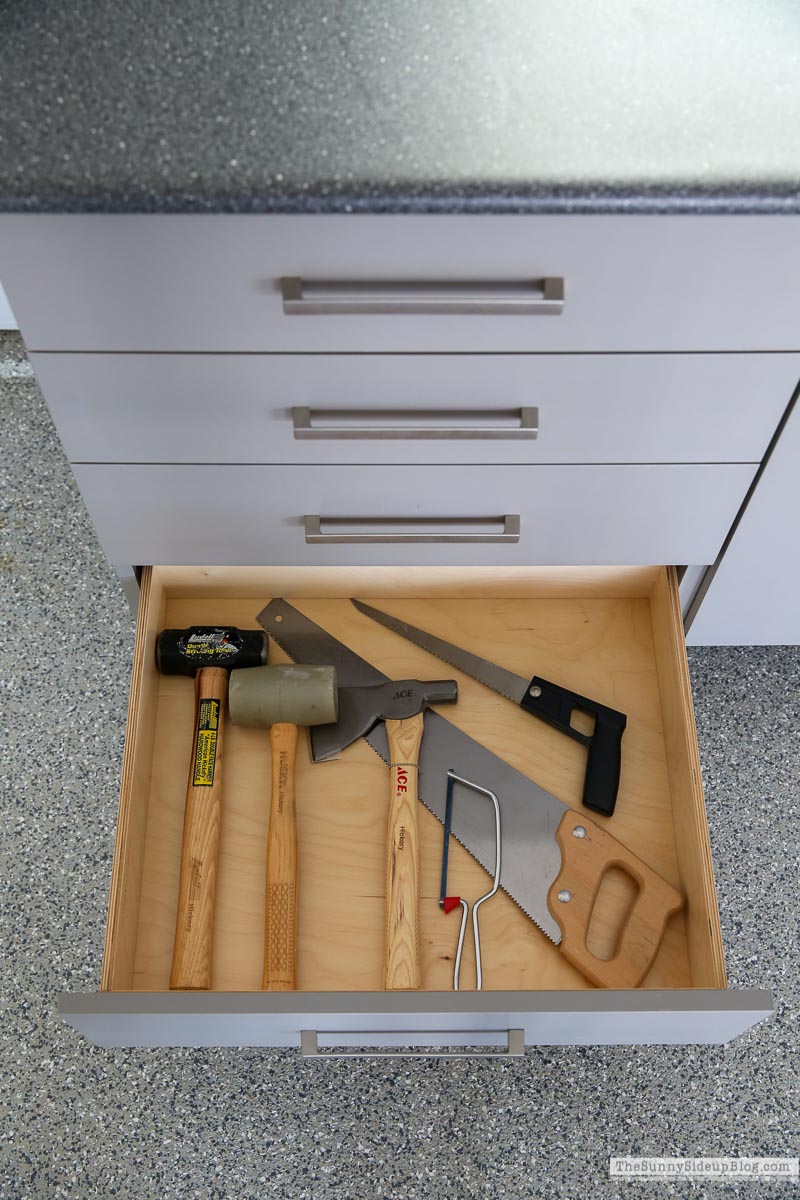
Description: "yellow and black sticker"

(192, 698), (220, 787)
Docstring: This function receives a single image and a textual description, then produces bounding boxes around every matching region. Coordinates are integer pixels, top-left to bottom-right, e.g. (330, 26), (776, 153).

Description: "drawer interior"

(102, 565), (726, 995)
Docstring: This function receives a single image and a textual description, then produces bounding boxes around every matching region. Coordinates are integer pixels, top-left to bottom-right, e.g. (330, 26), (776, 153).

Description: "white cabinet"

(0, 281), (17, 330)
(1, 211), (792, 1050)
(2, 213), (798, 622)
(686, 394), (800, 644)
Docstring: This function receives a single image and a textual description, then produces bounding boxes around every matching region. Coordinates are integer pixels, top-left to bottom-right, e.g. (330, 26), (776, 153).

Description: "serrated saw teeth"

(399, 640), (519, 704)
(326, 711), (559, 945)
(416, 793), (559, 945)
(258, 598), (566, 950)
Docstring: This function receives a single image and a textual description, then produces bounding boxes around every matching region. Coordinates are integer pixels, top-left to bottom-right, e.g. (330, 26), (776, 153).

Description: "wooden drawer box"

(4, 214), (800, 354)
(60, 564), (773, 1050)
(29, 352), (798, 467)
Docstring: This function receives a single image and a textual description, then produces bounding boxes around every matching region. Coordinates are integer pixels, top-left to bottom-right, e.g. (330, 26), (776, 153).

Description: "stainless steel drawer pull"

(281, 276), (564, 316)
(292, 406), (538, 441)
(304, 514), (521, 545)
(300, 1029), (525, 1059)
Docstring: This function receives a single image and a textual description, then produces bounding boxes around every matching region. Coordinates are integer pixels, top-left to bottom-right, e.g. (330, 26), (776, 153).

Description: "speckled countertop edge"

(2, 184), (800, 215)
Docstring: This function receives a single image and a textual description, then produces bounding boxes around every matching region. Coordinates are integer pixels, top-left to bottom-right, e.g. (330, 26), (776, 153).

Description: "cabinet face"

(687, 394), (800, 644)
(71, 462), (756, 568)
(30, 352), (797, 467)
(5, 215), (800, 352)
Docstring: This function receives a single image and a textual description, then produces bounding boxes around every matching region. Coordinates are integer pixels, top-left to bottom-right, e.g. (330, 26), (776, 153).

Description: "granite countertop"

(1, 0), (800, 215)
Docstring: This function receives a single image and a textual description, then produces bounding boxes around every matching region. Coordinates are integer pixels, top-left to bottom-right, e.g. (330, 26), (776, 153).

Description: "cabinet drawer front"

(5, 214), (800, 352)
(60, 990), (774, 1049)
(71, 462), (756, 567)
(33, 352), (798, 467)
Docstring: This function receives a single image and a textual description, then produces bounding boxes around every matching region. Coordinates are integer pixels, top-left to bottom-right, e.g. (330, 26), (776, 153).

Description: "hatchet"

(314, 678), (458, 990)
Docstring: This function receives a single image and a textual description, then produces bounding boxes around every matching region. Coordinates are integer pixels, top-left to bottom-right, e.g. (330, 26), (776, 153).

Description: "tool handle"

(549, 808), (683, 988)
(384, 713), (424, 990)
(170, 666), (228, 990)
(520, 676), (627, 816)
(264, 723), (298, 991)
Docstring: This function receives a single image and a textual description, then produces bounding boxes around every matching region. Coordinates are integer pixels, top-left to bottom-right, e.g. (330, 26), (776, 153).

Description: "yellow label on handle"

(192, 698), (220, 787)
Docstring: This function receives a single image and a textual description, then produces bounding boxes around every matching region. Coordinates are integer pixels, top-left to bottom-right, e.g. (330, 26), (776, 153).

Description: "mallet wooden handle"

(170, 666), (228, 990)
(384, 713), (424, 991)
(264, 723), (298, 990)
(548, 807), (683, 989)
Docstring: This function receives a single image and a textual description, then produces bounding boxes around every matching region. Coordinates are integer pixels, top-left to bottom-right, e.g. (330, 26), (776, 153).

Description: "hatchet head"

(310, 678), (458, 763)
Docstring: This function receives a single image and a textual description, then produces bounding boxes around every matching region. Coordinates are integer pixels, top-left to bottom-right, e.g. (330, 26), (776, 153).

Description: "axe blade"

(310, 679), (458, 762)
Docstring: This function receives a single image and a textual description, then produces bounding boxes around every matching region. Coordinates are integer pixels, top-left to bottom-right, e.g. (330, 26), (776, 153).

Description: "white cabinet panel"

(4, 214), (800, 352)
(31, 351), (798, 467)
(0, 281), (17, 330)
(687, 396), (800, 644)
(71, 462), (756, 568)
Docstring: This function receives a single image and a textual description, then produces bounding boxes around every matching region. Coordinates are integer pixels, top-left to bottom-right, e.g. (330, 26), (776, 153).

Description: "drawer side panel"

(100, 568), (166, 989)
(650, 570), (726, 987)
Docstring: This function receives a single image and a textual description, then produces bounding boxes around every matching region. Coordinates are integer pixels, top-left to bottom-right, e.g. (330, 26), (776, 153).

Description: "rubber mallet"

(228, 664), (338, 990)
(155, 626), (268, 990)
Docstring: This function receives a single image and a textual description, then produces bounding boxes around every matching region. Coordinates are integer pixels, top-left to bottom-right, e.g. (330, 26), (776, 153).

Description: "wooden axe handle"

(170, 666), (227, 990)
(384, 713), (424, 990)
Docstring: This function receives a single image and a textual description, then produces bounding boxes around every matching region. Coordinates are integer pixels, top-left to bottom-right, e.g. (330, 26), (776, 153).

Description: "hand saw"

(258, 599), (682, 989)
(351, 598), (627, 817)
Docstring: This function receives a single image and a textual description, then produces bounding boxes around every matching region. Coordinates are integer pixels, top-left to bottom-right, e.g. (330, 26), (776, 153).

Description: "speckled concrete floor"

(0, 330), (797, 1199)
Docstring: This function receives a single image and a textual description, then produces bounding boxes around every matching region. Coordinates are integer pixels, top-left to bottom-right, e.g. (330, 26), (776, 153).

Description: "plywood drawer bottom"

(60, 565), (773, 1049)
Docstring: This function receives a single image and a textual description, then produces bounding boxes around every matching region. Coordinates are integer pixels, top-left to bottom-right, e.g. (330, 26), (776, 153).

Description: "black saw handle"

(520, 677), (627, 817)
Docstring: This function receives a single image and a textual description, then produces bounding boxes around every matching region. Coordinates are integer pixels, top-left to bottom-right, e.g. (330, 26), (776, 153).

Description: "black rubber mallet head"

(156, 626), (268, 676)
(154, 626), (268, 991)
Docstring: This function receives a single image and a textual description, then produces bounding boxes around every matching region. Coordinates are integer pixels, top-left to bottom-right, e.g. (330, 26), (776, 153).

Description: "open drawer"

(60, 564), (773, 1051)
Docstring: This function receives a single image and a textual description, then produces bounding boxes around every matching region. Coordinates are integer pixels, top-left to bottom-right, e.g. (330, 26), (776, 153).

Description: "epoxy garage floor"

(0, 331), (798, 1199)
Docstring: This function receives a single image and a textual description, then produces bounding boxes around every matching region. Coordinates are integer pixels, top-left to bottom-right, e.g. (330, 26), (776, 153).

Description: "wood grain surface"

(263, 723), (298, 990)
(105, 565), (723, 994)
(169, 666), (228, 990)
(548, 808), (684, 988)
(383, 714), (424, 991)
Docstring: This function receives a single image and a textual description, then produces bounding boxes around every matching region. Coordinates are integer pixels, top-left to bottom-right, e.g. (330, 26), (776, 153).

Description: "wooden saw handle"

(548, 807), (683, 988)
(170, 666), (228, 990)
(384, 713), (424, 990)
(263, 723), (298, 991)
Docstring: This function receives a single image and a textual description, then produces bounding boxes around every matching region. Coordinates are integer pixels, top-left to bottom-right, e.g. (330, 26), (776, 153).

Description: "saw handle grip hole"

(585, 865), (641, 962)
(569, 706), (597, 739)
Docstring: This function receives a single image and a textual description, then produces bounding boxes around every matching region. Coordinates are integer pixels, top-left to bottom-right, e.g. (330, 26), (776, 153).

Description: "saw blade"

(258, 598), (565, 943)
(351, 598), (530, 705)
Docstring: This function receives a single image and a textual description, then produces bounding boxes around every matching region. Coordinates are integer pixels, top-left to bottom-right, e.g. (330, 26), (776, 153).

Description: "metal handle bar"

(291, 406), (538, 440)
(304, 515), (521, 545)
(300, 1029), (525, 1058)
(281, 276), (564, 316)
